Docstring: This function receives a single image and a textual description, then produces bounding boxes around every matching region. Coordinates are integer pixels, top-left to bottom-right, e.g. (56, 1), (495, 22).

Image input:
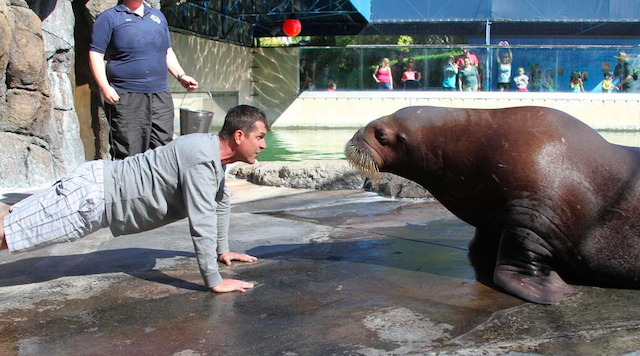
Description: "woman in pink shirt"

(373, 58), (393, 90)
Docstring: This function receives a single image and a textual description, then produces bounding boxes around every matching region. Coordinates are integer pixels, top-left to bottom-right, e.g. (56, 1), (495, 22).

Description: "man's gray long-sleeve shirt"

(103, 134), (230, 288)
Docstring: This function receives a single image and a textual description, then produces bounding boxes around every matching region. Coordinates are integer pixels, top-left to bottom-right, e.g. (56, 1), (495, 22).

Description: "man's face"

(237, 121), (268, 164)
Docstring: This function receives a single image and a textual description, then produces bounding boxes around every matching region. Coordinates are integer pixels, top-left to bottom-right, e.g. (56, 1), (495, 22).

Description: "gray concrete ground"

(1, 179), (640, 356)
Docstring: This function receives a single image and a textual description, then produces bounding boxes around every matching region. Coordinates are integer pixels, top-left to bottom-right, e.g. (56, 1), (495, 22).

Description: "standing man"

(391, 54), (405, 90)
(89, 0), (199, 159)
(455, 48), (479, 68)
(0, 105), (269, 293)
(613, 52), (635, 93)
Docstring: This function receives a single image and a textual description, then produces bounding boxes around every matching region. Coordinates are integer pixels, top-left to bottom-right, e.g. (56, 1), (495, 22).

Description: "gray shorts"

(4, 161), (108, 253)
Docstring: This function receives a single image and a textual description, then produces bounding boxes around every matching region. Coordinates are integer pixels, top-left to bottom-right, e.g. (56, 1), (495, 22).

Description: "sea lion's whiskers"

(345, 143), (380, 182)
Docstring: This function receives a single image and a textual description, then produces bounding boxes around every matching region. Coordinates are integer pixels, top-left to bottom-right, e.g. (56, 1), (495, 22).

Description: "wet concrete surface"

(2, 179), (640, 356)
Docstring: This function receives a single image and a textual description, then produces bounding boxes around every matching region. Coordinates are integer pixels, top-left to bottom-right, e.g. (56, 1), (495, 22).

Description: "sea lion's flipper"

(493, 226), (573, 304)
(468, 227), (501, 257)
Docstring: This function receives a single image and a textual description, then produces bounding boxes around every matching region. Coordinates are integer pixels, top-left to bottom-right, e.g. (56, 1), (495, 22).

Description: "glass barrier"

(299, 46), (640, 93)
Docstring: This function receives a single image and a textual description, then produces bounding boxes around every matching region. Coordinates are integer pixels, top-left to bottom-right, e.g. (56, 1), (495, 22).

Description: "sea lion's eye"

(375, 129), (387, 144)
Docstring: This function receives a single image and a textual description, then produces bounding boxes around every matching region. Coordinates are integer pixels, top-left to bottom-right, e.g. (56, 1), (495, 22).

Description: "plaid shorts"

(4, 161), (108, 253)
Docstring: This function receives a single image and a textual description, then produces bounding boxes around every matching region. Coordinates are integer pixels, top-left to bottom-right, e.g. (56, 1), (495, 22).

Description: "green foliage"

(258, 34), (464, 48)
(398, 35), (413, 47)
(258, 36), (311, 47)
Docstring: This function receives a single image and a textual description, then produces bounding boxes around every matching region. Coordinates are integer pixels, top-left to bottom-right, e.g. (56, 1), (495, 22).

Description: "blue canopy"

(164, 0), (371, 46)
(371, 0), (640, 23)
(363, 0), (640, 38)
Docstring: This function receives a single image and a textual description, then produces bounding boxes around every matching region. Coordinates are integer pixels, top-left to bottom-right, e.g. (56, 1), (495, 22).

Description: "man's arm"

(180, 163), (255, 293)
(623, 64), (634, 84)
(214, 180), (258, 266)
(89, 11), (120, 105)
(166, 47), (198, 91)
(89, 51), (120, 105)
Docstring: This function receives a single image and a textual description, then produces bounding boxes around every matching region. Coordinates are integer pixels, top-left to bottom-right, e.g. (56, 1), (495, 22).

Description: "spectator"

(442, 55), (458, 91)
(569, 71), (585, 93)
(327, 82), (337, 92)
(307, 60), (317, 90)
(613, 52), (635, 93)
(458, 57), (480, 92)
(530, 64), (543, 92)
(392, 54), (406, 90)
(456, 48), (479, 68)
(477, 60), (486, 91)
(602, 71), (618, 93)
(402, 59), (422, 90)
(316, 64), (336, 90)
(513, 67), (529, 92)
(299, 59), (309, 91)
(89, 0), (198, 160)
(543, 70), (555, 92)
(496, 45), (513, 92)
(373, 58), (393, 90)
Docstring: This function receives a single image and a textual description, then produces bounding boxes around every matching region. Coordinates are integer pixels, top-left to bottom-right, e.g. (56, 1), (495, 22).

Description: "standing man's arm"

(624, 64), (634, 85)
(89, 11), (120, 105)
(166, 48), (198, 91)
(89, 51), (120, 105)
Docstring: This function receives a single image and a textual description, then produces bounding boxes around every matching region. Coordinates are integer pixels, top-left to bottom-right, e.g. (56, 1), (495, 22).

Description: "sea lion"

(345, 106), (640, 304)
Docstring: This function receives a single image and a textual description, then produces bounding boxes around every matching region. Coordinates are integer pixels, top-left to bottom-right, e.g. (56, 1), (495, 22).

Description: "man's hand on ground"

(218, 252), (258, 266)
(211, 279), (254, 293)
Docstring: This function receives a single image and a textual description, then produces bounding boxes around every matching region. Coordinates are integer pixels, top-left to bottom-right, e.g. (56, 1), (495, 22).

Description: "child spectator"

(513, 67), (529, 92)
(602, 71), (618, 93)
(402, 59), (422, 90)
(570, 71), (585, 93)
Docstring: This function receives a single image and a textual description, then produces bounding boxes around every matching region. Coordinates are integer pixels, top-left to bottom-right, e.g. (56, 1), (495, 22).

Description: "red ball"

(283, 18), (302, 37)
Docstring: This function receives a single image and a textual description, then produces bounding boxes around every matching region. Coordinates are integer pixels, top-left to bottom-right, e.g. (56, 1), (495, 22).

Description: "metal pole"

(423, 48), (428, 90)
(359, 49), (364, 90)
(485, 20), (491, 91)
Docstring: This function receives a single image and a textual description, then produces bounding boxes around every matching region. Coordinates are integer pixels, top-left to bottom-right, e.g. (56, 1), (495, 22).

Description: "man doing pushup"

(0, 105), (268, 293)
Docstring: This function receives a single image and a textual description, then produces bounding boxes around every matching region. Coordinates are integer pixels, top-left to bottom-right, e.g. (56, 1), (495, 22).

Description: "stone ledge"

(228, 160), (433, 199)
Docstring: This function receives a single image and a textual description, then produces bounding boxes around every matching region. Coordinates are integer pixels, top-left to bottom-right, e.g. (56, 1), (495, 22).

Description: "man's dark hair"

(218, 105), (269, 140)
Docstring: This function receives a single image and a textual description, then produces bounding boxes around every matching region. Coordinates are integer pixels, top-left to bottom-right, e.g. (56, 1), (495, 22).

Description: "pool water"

(259, 129), (358, 161)
(252, 129), (640, 162)
(599, 131), (640, 148)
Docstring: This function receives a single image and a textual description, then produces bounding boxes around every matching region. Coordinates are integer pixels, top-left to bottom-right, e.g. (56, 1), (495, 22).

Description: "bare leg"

(0, 205), (9, 250)
(0, 202), (11, 250)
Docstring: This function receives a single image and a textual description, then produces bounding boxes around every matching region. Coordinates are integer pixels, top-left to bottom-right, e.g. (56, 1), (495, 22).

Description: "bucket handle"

(178, 91), (214, 110)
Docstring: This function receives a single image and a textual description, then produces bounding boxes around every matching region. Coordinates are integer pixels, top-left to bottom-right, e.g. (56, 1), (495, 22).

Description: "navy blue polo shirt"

(90, 3), (171, 93)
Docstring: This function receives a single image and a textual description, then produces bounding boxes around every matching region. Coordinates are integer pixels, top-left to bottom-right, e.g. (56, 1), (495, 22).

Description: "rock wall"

(0, 0), (84, 189)
(229, 161), (433, 199)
